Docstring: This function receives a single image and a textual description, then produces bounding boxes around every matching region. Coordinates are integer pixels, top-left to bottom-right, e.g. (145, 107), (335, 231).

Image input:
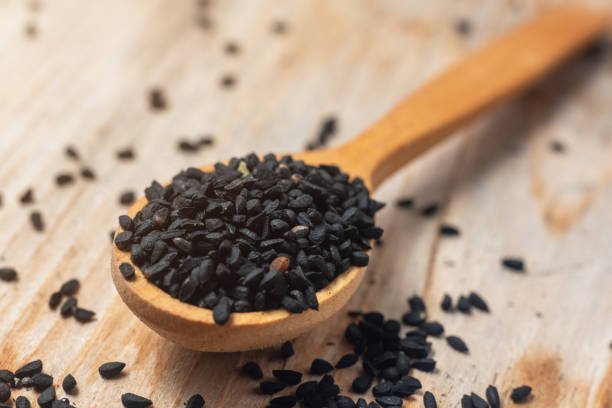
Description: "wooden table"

(0, 1), (611, 406)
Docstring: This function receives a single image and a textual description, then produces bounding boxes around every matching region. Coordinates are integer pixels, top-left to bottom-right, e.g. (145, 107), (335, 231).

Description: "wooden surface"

(0, 0), (611, 407)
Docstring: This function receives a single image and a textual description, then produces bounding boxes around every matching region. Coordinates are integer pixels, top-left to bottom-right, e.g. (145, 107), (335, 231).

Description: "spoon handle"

(336, 4), (607, 189)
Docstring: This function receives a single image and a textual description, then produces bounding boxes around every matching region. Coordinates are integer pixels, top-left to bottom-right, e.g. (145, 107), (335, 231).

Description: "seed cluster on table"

(114, 153), (385, 325)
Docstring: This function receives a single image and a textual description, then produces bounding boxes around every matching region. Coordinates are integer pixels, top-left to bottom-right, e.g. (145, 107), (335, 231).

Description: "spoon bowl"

(111, 4), (606, 351)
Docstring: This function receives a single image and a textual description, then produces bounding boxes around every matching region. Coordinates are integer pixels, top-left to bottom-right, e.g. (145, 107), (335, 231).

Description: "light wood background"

(0, 0), (611, 407)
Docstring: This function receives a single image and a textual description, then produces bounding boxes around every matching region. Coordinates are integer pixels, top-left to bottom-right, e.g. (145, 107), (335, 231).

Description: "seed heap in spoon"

(114, 153), (384, 324)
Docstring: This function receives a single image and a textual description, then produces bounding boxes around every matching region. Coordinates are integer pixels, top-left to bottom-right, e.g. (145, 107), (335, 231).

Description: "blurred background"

(0, 0), (611, 407)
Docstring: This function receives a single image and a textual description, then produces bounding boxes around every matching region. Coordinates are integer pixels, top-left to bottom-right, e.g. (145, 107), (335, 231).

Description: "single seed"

(501, 257), (525, 272)
(0, 370), (14, 383)
(424, 391), (437, 408)
(408, 295), (426, 312)
(220, 74), (236, 88)
(65, 146), (79, 160)
(461, 394), (474, 408)
(351, 375), (372, 394)
(119, 262), (135, 280)
(37, 386), (56, 407)
(550, 140), (565, 153)
(0, 383), (9, 403)
(62, 374), (77, 393)
(335, 353), (358, 369)
(0, 268), (17, 282)
(60, 279), (80, 295)
(60, 297), (77, 317)
(485, 385), (500, 408)
(457, 295), (471, 313)
(271, 20), (288, 34)
(375, 395), (402, 406)
(30, 211), (45, 232)
(420, 321), (444, 337)
(185, 394), (205, 408)
(310, 358), (334, 375)
(446, 335), (469, 353)
(441, 293), (452, 311)
(117, 148), (135, 160)
(32, 373), (53, 391)
(468, 292), (489, 312)
(272, 369), (302, 385)
(119, 191), (136, 206)
(121, 392), (152, 408)
(439, 224), (460, 236)
(15, 396), (31, 408)
(15, 360), (43, 378)
(454, 18), (472, 36)
(470, 392), (488, 408)
(149, 88), (167, 111)
(242, 362), (263, 380)
(260, 381), (286, 395)
(74, 307), (96, 322)
(224, 41), (240, 55)
(80, 167), (96, 180)
(213, 300), (231, 325)
(510, 385), (532, 402)
(98, 361), (126, 379)
(411, 358), (436, 372)
(55, 173), (74, 186)
(395, 198), (413, 208)
(20, 188), (34, 205)
(421, 203), (439, 217)
(280, 341), (294, 359)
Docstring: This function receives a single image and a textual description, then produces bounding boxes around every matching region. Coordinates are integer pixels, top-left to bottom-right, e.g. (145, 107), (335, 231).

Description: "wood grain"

(0, 0), (611, 407)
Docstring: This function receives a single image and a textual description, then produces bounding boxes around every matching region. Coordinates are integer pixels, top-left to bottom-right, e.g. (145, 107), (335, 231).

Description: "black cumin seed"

(31, 373), (53, 391)
(402, 310), (425, 326)
(461, 394), (474, 408)
(457, 295), (471, 313)
(486, 385), (500, 408)
(178, 140), (198, 152)
(48, 291), (62, 309)
(0, 370), (13, 383)
(60, 297), (77, 317)
(15, 360), (42, 378)
(220, 74), (236, 88)
(395, 198), (413, 208)
(30, 211), (45, 232)
(470, 392), (488, 408)
(372, 382), (392, 397)
(37, 386), (55, 406)
(351, 375), (372, 394)
(15, 396), (30, 408)
(441, 293), (452, 311)
(260, 380), (287, 395)
(468, 292), (489, 312)
(510, 385), (532, 402)
(420, 321), (444, 337)
(121, 392), (152, 408)
(224, 41), (240, 55)
(80, 167), (96, 180)
(65, 146), (79, 160)
(0, 267), (17, 282)
(439, 224), (460, 236)
(149, 88), (167, 111)
(119, 191), (136, 206)
(60, 279), (79, 295)
(185, 394), (205, 408)
(119, 262), (135, 280)
(335, 353), (358, 369)
(408, 295), (426, 312)
(280, 341), (294, 359)
(550, 140), (565, 153)
(272, 20), (288, 34)
(242, 361), (263, 380)
(375, 395), (401, 406)
(424, 391), (437, 408)
(198, 135), (214, 146)
(117, 148), (135, 160)
(270, 395), (297, 407)
(502, 257), (525, 272)
(411, 358), (436, 372)
(454, 18), (472, 36)
(55, 173), (74, 186)
(20, 188), (34, 205)
(98, 361), (125, 379)
(213, 299), (231, 325)
(74, 307), (95, 322)
(0, 383), (9, 403)
(421, 203), (439, 217)
(446, 335), (469, 353)
(62, 374), (77, 393)
(272, 369), (302, 385)
(310, 358), (334, 375)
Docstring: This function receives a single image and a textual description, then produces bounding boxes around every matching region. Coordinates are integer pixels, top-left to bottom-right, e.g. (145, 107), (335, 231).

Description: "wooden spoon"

(111, 5), (607, 352)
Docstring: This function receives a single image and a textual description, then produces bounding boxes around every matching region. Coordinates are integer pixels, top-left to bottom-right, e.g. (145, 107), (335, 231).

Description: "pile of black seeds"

(114, 153), (384, 325)
(306, 117), (338, 151)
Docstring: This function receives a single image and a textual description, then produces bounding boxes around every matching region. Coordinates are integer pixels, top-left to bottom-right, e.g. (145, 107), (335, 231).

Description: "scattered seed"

(149, 88), (168, 111)
(446, 335), (469, 353)
(242, 362), (263, 380)
(60, 297), (77, 317)
(280, 341), (294, 359)
(502, 257), (525, 272)
(260, 380), (287, 395)
(60, 279), (80, 295)
(220, 74), (236, 88)
(24, 21), (37, 38)
(121, 392), (152, 408)
(468, 292), (489, 312)
(471, 392), (488, 408)
(48, 292), (62, 309)
(55, 173), (74, 186)
(421, 203), (439, 217)
(37, 386), (55, 407)
(15, 360), (42, 378)
(454, 18), (472, 36)
(80, 167), (96, 180)
(15, 396), (30, 408)
(31, 373), (53, 391)
(306, 116), (338, 150)
(65, 146), (79, 160)
(74, 307), (96, 322)
(550, 140), (565, 153)
(395, 198), (413, 208)
(0, 268), (17, 282)
(224, 41), (240, 55)
(272, 20), (288, 34)
(99, 361), (125, 379)
(457, 295), (471, 314)
(408, 295), (426, 312)
(375, 395), (402, 406)
(185, 394), (205, 408)
(510, 385), (532, 402)
(20, 188), (34, 205)
(486, 385), (500, 408)
(335, 353), (358, 369)
(117, 148), (135, 160)
(412, 358), (436, 372)
(351, 375), (372, 394)
(119, 263), (135, 280)
(461, 394), (474, 408)
(62, 374), (77, 393)
(441, 293), (452, 311)
(420, 321), (444, 337)
(0, 370), (14, 383)
(310, 358), (334, 374)
(119, 191), (136, 206)
(30, 211), (45, 232)
(440, 224), (460, 236)
(272, 369), (302, 385)
(424, 391), (437, 408)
